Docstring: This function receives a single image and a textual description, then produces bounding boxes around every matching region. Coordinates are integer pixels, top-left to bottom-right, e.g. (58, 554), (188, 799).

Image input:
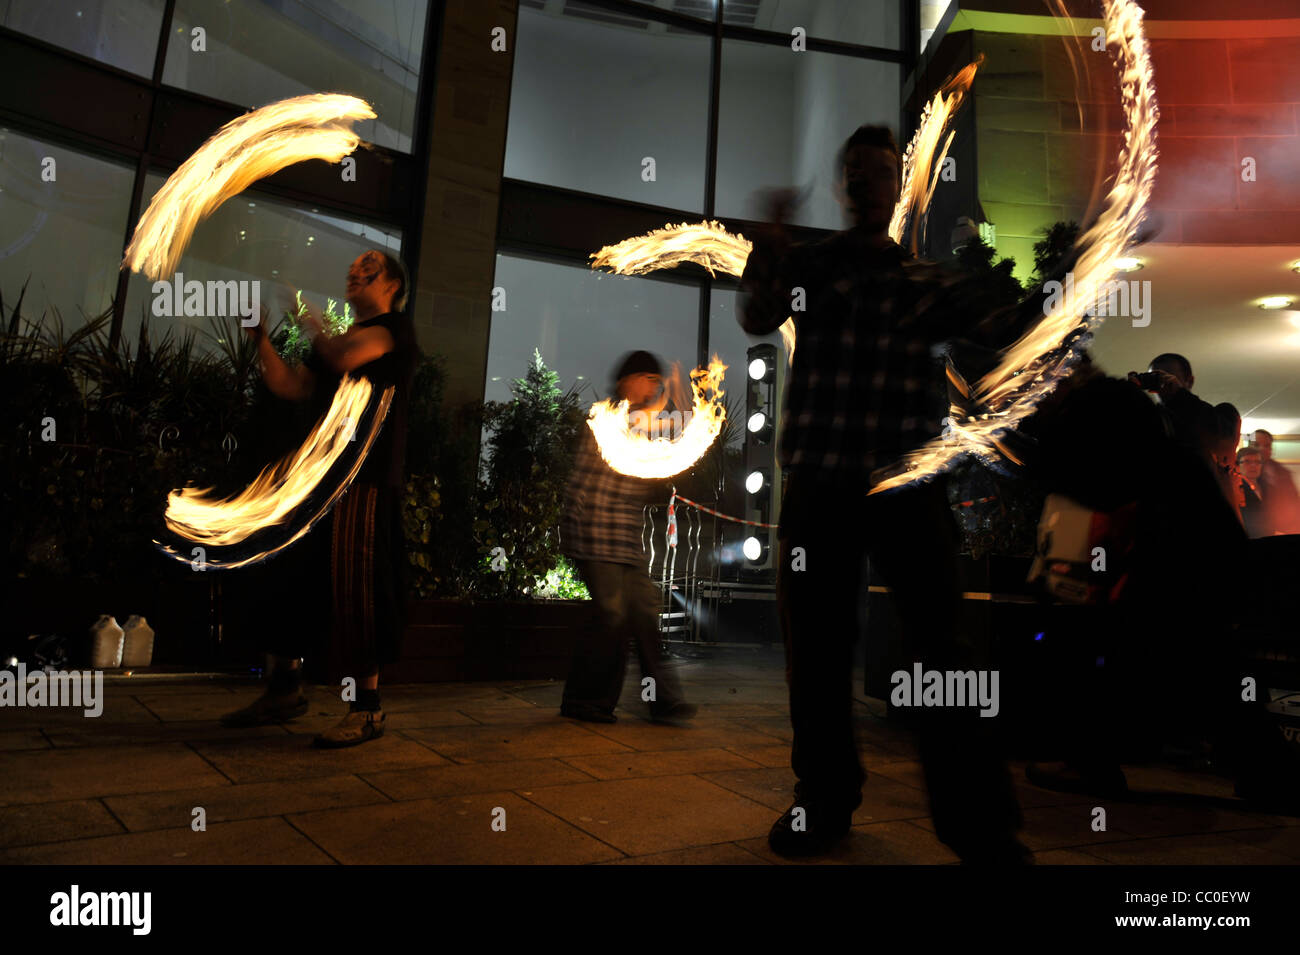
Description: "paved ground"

(2, 647), (1297, 864)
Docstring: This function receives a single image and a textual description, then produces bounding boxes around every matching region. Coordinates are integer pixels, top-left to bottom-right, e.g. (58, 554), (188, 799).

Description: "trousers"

(777, 470), (1022, 854)
(563, 559), (686, 715)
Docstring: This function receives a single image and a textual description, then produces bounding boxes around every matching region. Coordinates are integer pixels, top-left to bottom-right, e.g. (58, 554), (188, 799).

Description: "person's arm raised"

(246, 316), (315, 401)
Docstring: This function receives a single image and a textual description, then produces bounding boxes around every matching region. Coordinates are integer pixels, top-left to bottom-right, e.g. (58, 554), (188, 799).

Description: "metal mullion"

(563, 0), (714, 33)
(720, 22), (905, 63)
(397, 0), (446, 295)
(109, 0), (177, 348)
(699, 0), (721, 371)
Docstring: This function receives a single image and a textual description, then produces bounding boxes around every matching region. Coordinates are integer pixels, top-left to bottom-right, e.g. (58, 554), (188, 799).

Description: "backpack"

(1027, 493), (1137, 604)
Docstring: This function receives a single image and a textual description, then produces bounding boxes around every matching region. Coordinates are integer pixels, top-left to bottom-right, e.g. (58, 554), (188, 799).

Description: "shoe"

(313, 708), (386, 748)
(1026, 761), (1128, 798)
(767, 793), (861, 858)
(650, 702), (698, 725)
(560, 702), (617, 724)
(220, 690), (309, 727)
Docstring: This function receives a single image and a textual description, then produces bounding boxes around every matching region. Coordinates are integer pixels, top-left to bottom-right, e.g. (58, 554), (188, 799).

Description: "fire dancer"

(221, 250), (417, 747)
(740, 125), (1035, 862)
(559, 351), (697, 725)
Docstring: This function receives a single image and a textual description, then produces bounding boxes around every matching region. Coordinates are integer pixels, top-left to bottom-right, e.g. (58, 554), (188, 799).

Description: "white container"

(89, 615), (124, 669)
(121, 615), (155, 668)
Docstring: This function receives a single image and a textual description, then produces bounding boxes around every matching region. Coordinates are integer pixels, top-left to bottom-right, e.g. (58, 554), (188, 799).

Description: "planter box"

(380, 598), (596, 684)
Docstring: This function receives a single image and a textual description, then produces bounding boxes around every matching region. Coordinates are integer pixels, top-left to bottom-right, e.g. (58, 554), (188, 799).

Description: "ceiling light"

(1258, 296), (1293, 310)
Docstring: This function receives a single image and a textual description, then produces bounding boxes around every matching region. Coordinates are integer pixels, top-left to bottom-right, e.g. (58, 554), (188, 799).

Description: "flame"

(588, 6), (1159, 497)
(159, 376), (390, 568)
(889, 57), (983, 252)
(870, 0), (1158, 493)
(122, 94), (376, 280)
(586, 357), (727, 479)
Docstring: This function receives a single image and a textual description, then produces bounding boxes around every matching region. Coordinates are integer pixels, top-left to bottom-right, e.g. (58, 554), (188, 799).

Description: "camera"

(1134, 371), (1164, 390)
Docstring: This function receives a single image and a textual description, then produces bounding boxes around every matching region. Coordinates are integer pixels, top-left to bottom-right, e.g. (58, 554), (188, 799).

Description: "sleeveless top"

(305, 311), (419, 489)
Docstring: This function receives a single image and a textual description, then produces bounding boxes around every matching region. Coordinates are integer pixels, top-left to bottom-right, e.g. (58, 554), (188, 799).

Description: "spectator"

(1236, 446), (1270, 538)
(1252, 430), (1300, 535)
(1128, 353), (1218, 472)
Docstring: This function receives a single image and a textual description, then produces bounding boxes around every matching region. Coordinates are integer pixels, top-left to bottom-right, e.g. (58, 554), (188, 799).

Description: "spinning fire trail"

(588, 0), (1159, 494)
(120, 94), (394, 569)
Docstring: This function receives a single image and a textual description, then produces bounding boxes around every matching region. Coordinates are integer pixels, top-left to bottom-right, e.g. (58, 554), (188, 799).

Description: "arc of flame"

(128, 93), (394, 567)
(870, 0), (1158, 493)
(159, 377), (393, 570)
(123, 93), (376, 280)
(586, 358), (728, 479)
(889, 57), (983, 252)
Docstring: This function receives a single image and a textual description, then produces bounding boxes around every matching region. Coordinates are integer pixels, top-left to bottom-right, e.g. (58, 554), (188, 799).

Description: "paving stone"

(402, 722), (633, 763)
(577, 718), (790, 754)
(562, 747), (761, 780)
(363, 758), (596, 800)
(105, 774), (390, 831)
(1084, 833), (1297, 865)
(44, 720), (286, 748)
(289, 791), (621, 864)
(0, 730), (50, 751)
(603, 843), (770, 865)
(0, 743), (228, 807)
(520, 775), (774, 856)
(191, 734), (451, 783)
(0, 816), (335, 864)
(0, 798), (124, 849)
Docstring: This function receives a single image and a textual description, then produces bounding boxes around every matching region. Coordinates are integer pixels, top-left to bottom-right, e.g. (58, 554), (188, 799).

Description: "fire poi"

(589, 0), (1158, 494)
(121, 93), (395, 568)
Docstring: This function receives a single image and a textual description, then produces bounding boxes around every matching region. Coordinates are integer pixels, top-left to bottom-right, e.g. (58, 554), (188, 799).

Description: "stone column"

(411, 0), (519, 411)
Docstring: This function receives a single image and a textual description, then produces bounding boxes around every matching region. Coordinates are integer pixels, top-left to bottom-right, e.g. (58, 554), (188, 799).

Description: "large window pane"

(162, 0), (428, 153)
(724, 0), (901, 50)
(1, 0), (165, 76)
(487, 253), (700, 407)
(0, 129), (135, 326)
(121, 171), (401, 350)
(505, 4), (711, 212)
(715, 41), (900, 230)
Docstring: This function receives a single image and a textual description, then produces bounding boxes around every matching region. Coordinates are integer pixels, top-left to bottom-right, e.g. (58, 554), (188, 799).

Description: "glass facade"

(1, 0), (166, 76)
(0, 129), (136, 324)
(163, 0), (429, 152)
(497, 0), (910, 403)
(486, 252), (699, 407)
(505, 4), (712, 211)
(121, 171), (402, 349)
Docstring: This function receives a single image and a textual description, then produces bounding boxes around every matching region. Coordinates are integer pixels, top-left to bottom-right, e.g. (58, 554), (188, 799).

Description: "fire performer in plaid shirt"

(741, 125), (1041, 862)
(559, 351), (697, 725)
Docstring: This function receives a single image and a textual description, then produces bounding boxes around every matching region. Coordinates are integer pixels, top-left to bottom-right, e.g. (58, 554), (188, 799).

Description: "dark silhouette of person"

(740, 125), (1042, 863)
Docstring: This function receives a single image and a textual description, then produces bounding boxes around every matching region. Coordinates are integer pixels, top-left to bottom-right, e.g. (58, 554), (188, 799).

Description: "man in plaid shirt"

(560, 350), (696, 725)
(740, 125), (1031, 863)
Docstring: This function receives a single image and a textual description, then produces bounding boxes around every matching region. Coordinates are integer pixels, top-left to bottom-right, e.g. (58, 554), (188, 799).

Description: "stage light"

(1113, 256), (1143, 272)
(743, 536), (764, 561)
(745, 469), (767, 495)
(747, 411), (766, 433)
(749, 357), (767, 380)
(1259, 296), (1294, 310)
